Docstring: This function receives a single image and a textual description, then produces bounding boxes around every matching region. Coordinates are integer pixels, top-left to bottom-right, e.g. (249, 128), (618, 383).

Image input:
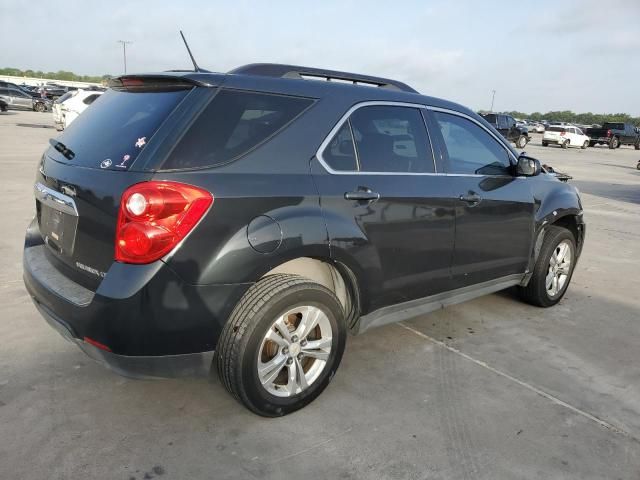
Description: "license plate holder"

(40, 203), (78, 255)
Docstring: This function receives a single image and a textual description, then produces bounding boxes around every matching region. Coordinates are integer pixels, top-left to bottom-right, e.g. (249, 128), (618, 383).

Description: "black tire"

(589, 141), (596, 147)
(34, 102), (45, 113)
(581, 140), (589, 149)
(516, 135), (528, 149)
(518, 226), (576, 307)
(634, 143), (639, 150)
(609, 137), (619, 149)
(216, 274), (346, 417)
(562, 140), (569, 149)
(637, 161), (640, 171)
(542, 141), (548, 147)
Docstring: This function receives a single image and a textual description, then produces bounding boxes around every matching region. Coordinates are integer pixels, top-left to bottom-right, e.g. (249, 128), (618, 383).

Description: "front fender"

(523, 177), (584, 281)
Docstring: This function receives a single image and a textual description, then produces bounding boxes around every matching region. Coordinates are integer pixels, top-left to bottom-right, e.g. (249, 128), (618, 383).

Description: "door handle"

(459, 192), (482, 206)
(344, 188), (380, 202)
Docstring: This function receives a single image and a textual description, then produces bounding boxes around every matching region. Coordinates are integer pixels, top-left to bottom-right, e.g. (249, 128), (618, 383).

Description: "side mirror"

(516, 154), (542, 177)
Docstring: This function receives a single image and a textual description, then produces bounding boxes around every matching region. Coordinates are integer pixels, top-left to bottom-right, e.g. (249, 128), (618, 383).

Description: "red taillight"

(115, 181), (213, 264)
(560, 131), (566, 136)
(606, 129), (612, 137)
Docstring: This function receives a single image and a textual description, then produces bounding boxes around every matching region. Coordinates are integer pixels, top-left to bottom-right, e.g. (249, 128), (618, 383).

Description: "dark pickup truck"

(481, 113), (530, 148)
(587, 122), (640, 150)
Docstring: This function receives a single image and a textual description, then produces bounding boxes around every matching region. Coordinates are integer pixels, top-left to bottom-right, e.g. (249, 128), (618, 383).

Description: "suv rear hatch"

(35, 77), (199, 289)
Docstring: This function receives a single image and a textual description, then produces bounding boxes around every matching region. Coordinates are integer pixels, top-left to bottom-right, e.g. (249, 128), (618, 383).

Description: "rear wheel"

(542, 141), (548, 147)
(216, 274), (346, 417)
(581, 140), (589, 149)
(589, 141), (596, 147)
(634, 142), (639, 150)
(518, 226), (576, 307)
(516, 135), (528, 149)
(34, 102), (45, 113)
(562, 140), (569, 149)
(609, 137), (619, 149)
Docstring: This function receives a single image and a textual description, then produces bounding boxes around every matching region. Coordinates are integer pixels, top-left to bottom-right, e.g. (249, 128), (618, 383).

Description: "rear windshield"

(55, 91), (75, 104)
(548, 126), (565, 132)
(482, 114), (497, 123)
(602, 123), (624, 130)
(162, 89), (313, 169)
(47, 88), (190, 169)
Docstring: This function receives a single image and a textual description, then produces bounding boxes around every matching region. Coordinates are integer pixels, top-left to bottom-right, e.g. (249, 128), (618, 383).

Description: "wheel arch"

(261, 257), (361, 330)
(523, 211), (585, 286)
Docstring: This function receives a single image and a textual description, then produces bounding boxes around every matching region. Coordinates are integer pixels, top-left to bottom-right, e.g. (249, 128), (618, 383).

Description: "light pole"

(490, 89), (496, 112)
(117, 40), (132, 74)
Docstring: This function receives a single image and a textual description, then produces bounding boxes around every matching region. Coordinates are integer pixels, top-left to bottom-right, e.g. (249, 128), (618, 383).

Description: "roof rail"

(228, 63), (418, 93)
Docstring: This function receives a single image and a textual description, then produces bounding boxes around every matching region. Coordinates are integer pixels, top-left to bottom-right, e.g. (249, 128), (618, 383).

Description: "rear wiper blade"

(49, 139), (75, 160)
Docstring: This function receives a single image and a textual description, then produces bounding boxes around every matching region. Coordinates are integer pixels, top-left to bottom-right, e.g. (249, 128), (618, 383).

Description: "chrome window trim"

(34, 182), (79, 217)
(315, 101), (520, 178)
(316, 100), (439, 176)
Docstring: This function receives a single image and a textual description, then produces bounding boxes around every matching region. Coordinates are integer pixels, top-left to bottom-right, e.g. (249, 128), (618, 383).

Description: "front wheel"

(216, 274), (346, 417)
(581, 140), (589, 149)
(33, 102), (45, 113)
(634, 142), (639, 150)
(516, 135), (528, 149)
(518, 226), (576, 307)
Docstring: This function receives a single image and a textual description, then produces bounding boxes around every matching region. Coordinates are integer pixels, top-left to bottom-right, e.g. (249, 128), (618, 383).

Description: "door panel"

(312, 162), (455, 311)
(313, 104), (456, 313)
(451, 176), (533, 286)
(428, 110), (534, 288)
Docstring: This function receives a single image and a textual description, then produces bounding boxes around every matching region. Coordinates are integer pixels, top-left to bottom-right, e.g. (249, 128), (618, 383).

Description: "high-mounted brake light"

(606, 129), (612, 137)
(115, 181), (213, 264)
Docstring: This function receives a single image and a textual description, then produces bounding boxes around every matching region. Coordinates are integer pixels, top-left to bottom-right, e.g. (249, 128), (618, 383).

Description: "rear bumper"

(23, 218), (251, 377)
(32, 298), (214, 379)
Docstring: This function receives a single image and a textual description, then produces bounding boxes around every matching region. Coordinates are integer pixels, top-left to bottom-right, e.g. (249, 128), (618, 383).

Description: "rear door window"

(47, 87), (190, 169)
(163, 90), (314, 169)
(349, 105), (434, 173)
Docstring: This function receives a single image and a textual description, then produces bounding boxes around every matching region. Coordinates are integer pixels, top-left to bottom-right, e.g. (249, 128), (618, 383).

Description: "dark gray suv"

(23, 63), (585, 416)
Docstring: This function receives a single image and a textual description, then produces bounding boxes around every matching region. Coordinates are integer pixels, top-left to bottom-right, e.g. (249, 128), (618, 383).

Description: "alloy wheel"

(257, 305), (333, 397)
(546, 240), (572, 298)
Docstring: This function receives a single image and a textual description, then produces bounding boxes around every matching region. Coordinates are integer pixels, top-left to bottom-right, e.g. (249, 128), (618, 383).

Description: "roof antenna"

(180, 30), (201, 72)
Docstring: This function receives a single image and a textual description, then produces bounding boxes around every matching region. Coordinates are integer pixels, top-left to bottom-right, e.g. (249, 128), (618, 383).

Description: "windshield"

(47, 87), (190, 170)
(548, 127), (565, 132)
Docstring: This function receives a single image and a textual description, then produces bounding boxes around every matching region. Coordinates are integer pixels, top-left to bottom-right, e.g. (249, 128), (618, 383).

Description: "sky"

(2, 0), (639, 115)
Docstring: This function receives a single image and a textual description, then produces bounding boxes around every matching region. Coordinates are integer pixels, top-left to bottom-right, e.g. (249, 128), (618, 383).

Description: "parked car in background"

(24, 63), (585, 416)
(481, 113), (530, 148)
(543, 126), (590, 149)
(0, 86), (38, 111)
(0, 81), (36, 96)
(586, 122), (640, 149)
(528, 123), (545, 133)
(53, 89), (104, 131)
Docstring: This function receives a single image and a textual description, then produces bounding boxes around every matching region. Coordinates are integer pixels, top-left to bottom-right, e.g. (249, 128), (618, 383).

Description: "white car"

(53, 89), (103, 131)
(542, 125), (590, 149)
(528, 123), (545, 133)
